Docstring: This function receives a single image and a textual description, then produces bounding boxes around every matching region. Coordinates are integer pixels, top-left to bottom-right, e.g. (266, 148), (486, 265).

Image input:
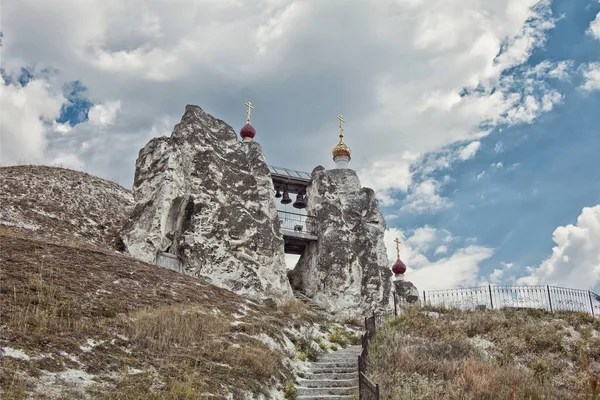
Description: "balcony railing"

(277, 210), (317, 236)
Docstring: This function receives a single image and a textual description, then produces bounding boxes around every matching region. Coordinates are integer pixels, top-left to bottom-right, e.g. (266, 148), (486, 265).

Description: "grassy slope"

(368, 307), (600, 400)
(0, 231), (322, 400)
(0, 165), (133, 251)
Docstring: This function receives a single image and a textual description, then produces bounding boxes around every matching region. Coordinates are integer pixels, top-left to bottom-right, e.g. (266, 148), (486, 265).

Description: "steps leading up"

(295, 345), (360, 400)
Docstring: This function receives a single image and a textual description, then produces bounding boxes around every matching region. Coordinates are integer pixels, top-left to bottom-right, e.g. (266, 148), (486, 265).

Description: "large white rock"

(122, 105), (292, 298)
(289, 167), (393, 315)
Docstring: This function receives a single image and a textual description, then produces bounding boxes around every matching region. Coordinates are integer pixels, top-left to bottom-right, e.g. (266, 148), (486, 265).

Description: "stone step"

(297, 397), (353, 400)
(311, 361), (356, 368)
(300, 372), (358, 380)
(297, 378), (357, 388)
(309, 366), (357, 374)
(321, 354), (360, 361)
(297, 386), (357, 397)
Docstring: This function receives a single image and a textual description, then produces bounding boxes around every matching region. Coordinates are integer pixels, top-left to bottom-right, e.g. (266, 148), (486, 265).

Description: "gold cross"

(337, 115), (345, 140)
(245, 101), (254, 124)
(394, 238), (401, 260)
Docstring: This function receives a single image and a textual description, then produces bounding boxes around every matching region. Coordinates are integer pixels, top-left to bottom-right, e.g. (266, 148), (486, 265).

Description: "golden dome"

(332, 114), (351, 161)
(332, 140), (351, 159)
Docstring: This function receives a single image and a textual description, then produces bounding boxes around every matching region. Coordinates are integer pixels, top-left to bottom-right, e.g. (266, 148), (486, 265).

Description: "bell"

(281, 190), (292, 204)
(293, 193), (307, 209)
(275, 188), (282, 198)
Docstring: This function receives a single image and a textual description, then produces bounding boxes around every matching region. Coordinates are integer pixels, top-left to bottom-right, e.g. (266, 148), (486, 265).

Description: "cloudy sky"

(2, 0), (599, 293)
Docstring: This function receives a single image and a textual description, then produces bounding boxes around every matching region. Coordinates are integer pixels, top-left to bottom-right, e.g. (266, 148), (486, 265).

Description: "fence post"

(589, 290), (595, 317)
(547, 285), (553, 313)
(373, 311), (376, 334)
(393, 291), (397, 317)
(423, 290), (426, 306)
(488, 285), (494, 309)
(376, 383), (380, 399)
(357, 355), (362, 399)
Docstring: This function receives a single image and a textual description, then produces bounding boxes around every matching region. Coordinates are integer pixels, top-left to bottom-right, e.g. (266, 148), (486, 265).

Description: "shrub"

(283, 381), (297, 400)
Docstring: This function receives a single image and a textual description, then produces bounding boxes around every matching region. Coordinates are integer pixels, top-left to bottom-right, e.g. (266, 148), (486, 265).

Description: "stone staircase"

(293, 290), (328, 312)
(296, 345), (361, 399)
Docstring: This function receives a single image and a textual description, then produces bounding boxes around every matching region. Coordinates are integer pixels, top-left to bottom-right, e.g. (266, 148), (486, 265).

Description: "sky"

(1, 0), (599, 293)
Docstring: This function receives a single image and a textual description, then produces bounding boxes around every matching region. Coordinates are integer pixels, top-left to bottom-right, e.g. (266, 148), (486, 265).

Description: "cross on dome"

(240, 101), (256, 141)
(245, 101), (254, 124)
(337, 114), (345, 140)
(394, 237), (401, 261)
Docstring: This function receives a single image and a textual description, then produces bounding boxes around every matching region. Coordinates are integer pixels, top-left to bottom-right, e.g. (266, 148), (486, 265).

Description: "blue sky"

(1, 0), (599, 292)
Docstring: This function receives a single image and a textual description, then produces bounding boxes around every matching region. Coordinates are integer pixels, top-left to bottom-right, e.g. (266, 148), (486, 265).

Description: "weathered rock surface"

(289, 167), (393, 314)
(122, 105), (292, 298)
(394, 280), (420, 304)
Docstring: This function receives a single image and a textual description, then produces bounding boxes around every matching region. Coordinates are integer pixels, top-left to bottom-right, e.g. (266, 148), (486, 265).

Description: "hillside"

(368, 307), (600, 399)
(0, 166), (361, 399)
(0, 166), (133, 250)
(0, 232), (350, 399)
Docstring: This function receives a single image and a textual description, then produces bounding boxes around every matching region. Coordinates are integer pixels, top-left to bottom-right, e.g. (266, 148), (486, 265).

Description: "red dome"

(240, 123), (256, 140)
(392, 259), (407, 275)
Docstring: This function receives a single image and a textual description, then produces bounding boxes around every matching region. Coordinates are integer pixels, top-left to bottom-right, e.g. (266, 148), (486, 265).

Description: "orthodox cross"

(245, 101), (254, 124)
(337, 114), (345, 141)
(394, 237), (401, 260)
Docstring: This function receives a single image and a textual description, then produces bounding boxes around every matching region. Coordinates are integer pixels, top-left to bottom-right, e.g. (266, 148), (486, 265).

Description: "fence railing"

(358, 312), (385, 400)
(423, 284), (600, 316)
(276, 210), (317, 236)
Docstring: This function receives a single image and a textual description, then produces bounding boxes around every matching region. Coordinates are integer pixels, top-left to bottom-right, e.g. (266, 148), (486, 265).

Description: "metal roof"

(268, 165), (311, 181)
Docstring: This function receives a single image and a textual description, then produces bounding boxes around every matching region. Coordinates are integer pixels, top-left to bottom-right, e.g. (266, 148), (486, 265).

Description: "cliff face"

(289, 166), (393, 314)
(122, 105), (292, 298)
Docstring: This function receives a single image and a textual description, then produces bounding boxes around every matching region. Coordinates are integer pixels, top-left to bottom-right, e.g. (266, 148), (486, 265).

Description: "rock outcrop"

(122, 105), (292, 298)
(394, 280), (420, 304)
(289, 167), (393, 314)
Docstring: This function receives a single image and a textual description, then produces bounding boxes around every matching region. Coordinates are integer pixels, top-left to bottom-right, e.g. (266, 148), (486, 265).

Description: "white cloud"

(434, 245), (448, 255)
(88, 101), (121, 126)
(50, 153), (85, 170)
(475, 170), (486, 181)
(401, 179), (452, 213)
(517, 204), (600, 290)
(491, 161), (504, 169)
(458, 141), (481, 161)
(0, 0), (562, 189)
(527, 60), (572, 81)
(587, 11), (600, 40)
(581, 62), (600, 92)
(0, 77), (65, 164)
(406, 226), (439, 251)
(494, 142), (504, 153)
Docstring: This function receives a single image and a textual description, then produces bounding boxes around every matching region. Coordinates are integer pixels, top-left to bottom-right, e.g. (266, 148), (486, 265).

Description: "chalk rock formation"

(122, 105), (292, 298)
(289, 167), (393, 314)
(394, 280), (420, 304)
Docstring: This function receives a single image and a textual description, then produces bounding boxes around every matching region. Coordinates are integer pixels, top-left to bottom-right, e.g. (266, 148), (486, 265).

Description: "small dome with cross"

(240, 101), (256, 141)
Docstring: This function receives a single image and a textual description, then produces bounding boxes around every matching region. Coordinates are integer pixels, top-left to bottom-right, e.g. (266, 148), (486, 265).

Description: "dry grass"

(368, 306), (600, 400)
(0, 232), (313, 399)
(0, 165), (133, 251)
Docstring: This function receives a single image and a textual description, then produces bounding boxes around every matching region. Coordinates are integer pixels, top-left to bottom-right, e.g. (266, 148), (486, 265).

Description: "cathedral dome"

(392, 259), (407, 276)
(240, 123), (256, 141)
(332, 142), (351, 160)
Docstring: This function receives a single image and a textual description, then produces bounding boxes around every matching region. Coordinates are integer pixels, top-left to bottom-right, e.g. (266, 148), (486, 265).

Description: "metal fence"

(276, 210), (317, 236)
(423, 284), (600, 316)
